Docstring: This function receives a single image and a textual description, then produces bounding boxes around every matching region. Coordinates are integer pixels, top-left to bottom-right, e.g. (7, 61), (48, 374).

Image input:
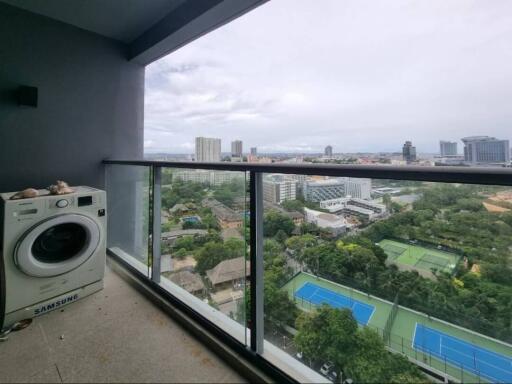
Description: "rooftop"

(206, 257), (250, 286)
(169, 270), (205, 294)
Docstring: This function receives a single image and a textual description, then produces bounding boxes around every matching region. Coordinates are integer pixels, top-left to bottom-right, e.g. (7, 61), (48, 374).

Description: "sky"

(144, 0), (512, 154)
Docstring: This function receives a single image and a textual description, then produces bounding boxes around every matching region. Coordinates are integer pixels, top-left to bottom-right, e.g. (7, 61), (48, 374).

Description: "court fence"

(295, 295), (489, 383)
(383, 293), (399, 343)
(297, 270), (509, 343)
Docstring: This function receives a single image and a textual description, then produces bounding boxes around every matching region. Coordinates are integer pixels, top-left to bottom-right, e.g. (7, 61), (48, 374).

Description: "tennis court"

(378, 239), (460, 274)
(294, 282), (375, 325)
(379, 241), (407, 260)
(413, 324), (512, 383)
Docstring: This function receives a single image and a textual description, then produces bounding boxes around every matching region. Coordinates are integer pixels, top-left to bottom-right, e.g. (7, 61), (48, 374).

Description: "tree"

(295, 309), (425, 383)
(194, 240), (243, 274)
(274, 229), (288, 244)
(263, 211), (295, 236)
(295, 306), (358, 382)
(281, 199), (305, 213)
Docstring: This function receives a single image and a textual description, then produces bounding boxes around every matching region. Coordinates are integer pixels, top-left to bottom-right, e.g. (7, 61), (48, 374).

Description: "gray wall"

(0, 3), (144, 193)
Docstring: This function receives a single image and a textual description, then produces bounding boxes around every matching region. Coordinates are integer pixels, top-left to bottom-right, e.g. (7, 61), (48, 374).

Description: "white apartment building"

(173, 170), (242, 186)
(195, 137), (221, 162)
(462, 136), (510, 165)
(319, 197), (386, 220)
(263, 174), (297, 204)
(304, 207), (350, 236)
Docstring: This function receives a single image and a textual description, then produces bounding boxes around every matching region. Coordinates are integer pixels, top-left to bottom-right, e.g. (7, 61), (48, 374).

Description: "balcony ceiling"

(0, 0), (186, 42)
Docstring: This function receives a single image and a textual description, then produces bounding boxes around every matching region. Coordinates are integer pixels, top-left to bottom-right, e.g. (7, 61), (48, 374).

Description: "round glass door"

(15, 214), (101, 277)
(32, 223), (88, 263)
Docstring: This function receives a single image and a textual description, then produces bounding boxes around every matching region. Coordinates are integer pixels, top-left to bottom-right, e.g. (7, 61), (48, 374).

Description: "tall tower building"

(195, 137), (221, 162)
(402, 141), (417, 163)
(231, 140), (243, 157)
(440, 141), (458, 157)
(324, 145), (333, 157)
(462, 136), (510, 164)
(250, 147), (257, 155)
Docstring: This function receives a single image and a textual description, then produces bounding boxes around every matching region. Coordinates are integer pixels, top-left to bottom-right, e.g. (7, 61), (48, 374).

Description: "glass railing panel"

(260, 174), (512, 383)
(158, 167), (249, 345)
(105, 164), (151, 277)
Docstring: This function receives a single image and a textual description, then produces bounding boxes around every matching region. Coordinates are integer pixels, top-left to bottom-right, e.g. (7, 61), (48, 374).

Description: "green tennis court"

(378, 239), (460, 274)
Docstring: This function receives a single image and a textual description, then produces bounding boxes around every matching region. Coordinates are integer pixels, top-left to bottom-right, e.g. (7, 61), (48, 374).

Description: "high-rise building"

(250, 147), (257, 155)
(263, 174), (297, 204)
(402, 141), (417, 163)
(440, 141), (458, 157)
(195, 137), (221, 162)
(462, 136), (510, 164)
(231, 140), (243, 157)
(324, 145), (333, 157)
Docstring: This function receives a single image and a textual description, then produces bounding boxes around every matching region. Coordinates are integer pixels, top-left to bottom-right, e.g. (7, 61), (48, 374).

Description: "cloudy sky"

(144, 0), (512, 154)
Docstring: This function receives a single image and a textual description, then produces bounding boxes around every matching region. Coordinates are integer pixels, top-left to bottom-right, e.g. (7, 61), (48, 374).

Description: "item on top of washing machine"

(9, 188), (39, 200)
(48, 180), (74, 195)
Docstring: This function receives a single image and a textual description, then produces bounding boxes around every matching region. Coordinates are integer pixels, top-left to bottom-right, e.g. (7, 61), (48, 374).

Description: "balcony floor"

(0, 265), (247, 383)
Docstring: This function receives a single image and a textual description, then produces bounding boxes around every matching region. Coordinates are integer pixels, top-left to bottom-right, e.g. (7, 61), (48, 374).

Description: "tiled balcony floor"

(0, 265), (247, 383)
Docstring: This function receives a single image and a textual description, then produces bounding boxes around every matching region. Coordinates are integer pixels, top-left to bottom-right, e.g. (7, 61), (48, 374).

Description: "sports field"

(378, 239), (460, 274)
(295, 282), (375, 325)
(413, 324), (512, 383)
(283, 272), (512, 383)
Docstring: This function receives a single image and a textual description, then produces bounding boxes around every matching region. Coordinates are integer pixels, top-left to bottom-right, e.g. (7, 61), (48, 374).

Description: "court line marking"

(295, 282), (375, 325)
(413, 324), (512, 383)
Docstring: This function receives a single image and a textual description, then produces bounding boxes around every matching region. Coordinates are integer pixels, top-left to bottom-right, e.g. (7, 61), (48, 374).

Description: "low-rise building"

(304, 207), (350, 236)
(319, 197), (386, 220)
(203, 198), (244, 229)
(206, 257), (250, 290)
(168, 270), (206, 296)
(161, 229), (208, 246)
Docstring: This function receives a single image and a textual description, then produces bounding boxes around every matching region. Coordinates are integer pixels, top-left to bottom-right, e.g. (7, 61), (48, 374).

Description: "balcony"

(104, 160), (512, 384)
(2, 1), (512, 383)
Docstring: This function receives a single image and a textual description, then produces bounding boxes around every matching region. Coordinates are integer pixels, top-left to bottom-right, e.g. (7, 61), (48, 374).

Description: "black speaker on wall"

(17, 86), (38, 107)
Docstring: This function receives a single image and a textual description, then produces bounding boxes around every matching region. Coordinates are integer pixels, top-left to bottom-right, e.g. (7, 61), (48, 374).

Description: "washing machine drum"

(14, 214), (101, 277)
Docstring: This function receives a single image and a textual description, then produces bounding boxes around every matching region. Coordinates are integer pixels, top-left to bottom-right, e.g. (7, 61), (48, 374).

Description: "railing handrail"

(103, 159), (512, 185)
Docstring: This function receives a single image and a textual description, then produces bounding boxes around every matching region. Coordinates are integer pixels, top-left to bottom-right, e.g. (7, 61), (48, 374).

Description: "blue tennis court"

(413, 324), (512, 383)
(294, 282), (375, 325)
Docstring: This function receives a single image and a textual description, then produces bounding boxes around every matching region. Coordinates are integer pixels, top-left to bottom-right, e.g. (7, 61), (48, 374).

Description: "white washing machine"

(0, 186), (106, 331)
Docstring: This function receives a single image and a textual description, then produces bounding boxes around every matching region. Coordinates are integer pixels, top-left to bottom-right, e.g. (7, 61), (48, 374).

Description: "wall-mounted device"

(17, 86), (38, 107)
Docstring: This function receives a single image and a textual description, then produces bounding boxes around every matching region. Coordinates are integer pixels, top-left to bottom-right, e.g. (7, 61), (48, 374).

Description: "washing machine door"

(14, 214), (101, 277)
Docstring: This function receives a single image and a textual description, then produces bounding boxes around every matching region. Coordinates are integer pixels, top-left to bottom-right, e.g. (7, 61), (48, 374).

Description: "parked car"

(326, 369), (338, 382)
(320, 361), (334, 376)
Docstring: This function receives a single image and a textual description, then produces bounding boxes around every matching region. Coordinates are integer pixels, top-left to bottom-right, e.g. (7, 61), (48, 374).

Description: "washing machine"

(0, 186), (106, 331)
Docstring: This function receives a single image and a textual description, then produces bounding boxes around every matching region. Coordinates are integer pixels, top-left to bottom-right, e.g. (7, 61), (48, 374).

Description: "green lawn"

(378, 239), (460, 274)
(283, 272), (512, 383)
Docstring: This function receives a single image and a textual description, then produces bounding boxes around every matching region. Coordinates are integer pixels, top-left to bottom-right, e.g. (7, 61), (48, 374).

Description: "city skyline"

(144, 0), (512, 154)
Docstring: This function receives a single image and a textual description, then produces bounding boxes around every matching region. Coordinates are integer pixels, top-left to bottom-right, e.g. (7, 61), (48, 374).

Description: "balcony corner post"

(249, 171), (264, 353)
(151, 166), (162, 283)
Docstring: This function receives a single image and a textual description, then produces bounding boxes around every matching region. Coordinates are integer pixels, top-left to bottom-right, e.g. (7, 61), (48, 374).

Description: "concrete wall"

(0, 3), (144, 193)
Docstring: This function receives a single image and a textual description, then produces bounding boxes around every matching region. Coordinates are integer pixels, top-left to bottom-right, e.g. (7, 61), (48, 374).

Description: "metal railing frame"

(104, 159), (512, 381)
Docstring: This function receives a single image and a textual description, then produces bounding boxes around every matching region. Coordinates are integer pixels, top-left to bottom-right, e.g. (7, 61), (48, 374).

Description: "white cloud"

(145, 0), (512, 154)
